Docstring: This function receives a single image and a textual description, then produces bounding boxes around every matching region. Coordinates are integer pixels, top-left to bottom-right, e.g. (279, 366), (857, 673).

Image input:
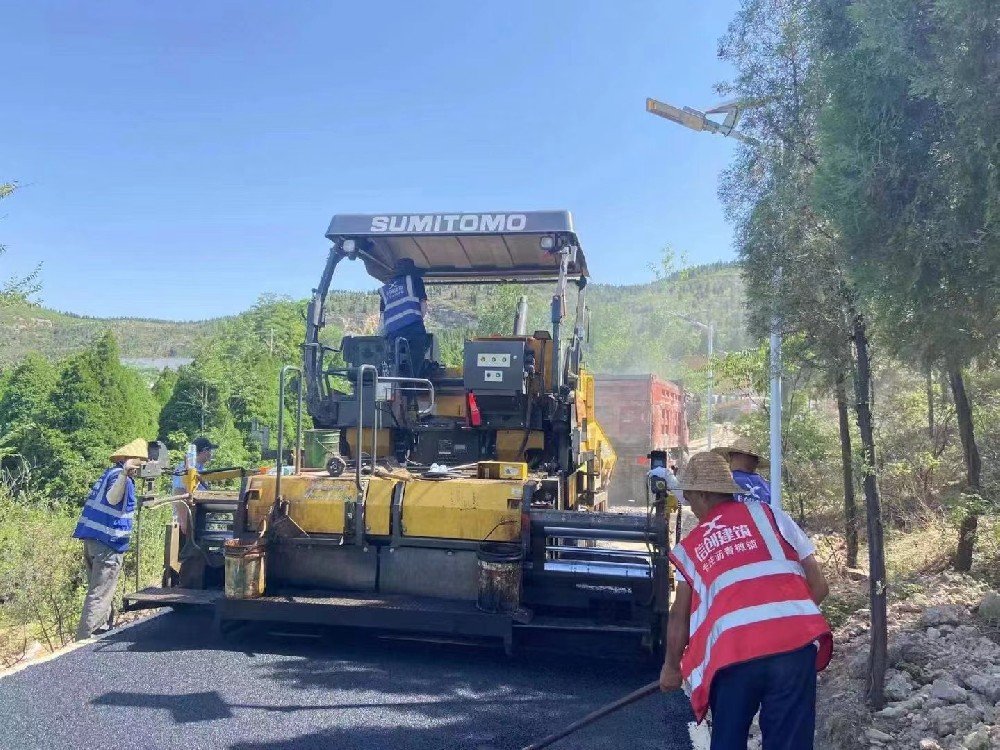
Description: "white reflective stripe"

(85, 500), (134, 521)
(85, 490), (134, 520)
(689, 559), (805, 633)
(671, 544), (706, 599)
(83, 470), (133, 519)
(383, 307), (422, 326)
(383, 294), (420, 313)
(76, 517), (131, 538)
(746, 501), (785, 560)
(688, 599), (822, 691)
(382, 277), (419, 311)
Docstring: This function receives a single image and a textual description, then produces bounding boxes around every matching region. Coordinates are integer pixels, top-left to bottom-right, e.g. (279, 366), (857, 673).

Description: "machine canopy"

(325, 211), (588, 284)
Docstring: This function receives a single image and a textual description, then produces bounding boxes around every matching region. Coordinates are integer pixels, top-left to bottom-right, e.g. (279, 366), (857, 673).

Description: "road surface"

(0, 610), (701, 750)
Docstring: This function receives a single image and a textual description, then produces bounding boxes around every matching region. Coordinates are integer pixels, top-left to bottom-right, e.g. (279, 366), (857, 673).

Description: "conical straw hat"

(676, 451), (743, 494)
(110, 438), (148, 462)
(712, 436), (770, 469)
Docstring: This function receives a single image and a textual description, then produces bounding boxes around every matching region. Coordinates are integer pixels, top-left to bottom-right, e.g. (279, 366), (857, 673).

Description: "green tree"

(47, 332), (158, 494)
(718, 0), (890, 706)
(0, 353), (57, 435)
(151, 368), (180, 408)
(814, 0), (1000, 571)
(475, 285), (524, 337)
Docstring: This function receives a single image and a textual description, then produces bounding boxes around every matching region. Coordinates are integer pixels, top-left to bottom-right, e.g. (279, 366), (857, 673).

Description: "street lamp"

(646, 94), (783, 510)
(666, 311), (715, 450)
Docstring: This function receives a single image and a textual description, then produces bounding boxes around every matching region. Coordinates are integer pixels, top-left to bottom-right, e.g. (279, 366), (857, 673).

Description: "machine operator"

(378, 257), (429, 377)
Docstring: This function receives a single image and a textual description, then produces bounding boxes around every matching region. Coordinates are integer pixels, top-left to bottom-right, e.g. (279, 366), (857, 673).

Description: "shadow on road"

(86, 610), (695, 750)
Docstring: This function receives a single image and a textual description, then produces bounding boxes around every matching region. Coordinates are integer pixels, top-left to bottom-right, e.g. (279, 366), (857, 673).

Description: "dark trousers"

(389, 322), (429, 378)
(708, 644), (817, 750)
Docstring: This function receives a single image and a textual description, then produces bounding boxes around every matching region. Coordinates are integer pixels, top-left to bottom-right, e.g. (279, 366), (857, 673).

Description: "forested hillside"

(1, 262), (749, 377)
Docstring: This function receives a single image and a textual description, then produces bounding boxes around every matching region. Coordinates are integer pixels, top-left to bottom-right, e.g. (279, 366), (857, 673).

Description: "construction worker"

(73, 439), (148, 640)
(713, 436), (771, 505)
(378, 257), (429, 377)
(171, 436), (217, 534)
(660, 451), (831, 750)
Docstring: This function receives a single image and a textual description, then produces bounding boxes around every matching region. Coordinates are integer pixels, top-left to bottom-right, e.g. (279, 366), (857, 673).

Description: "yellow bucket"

(223, 539), (266, 599)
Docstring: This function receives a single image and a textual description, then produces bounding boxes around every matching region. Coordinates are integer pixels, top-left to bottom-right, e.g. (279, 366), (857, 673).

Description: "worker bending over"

(714, 436), (772, 505)
(379, 257), (429, 377)
(73, 439), (148, 640)
(660, 451), (831, 750)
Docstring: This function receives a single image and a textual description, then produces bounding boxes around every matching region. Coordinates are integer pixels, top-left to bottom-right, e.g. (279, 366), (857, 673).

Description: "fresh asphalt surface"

(0, 610), (697, 750)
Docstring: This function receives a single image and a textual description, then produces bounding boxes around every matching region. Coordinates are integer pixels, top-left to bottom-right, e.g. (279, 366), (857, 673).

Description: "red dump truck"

(593, 374), (688, 505)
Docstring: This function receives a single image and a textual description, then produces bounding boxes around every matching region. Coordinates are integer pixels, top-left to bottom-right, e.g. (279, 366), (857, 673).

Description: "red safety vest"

(669, 500), (832, 722)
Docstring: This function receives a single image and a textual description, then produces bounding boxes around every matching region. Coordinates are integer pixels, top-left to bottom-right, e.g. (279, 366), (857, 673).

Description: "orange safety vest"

(668, 501), (833, 722)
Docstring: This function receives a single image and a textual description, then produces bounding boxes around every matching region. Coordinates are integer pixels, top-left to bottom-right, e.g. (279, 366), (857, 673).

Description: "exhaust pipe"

(513, 295), (528, 336)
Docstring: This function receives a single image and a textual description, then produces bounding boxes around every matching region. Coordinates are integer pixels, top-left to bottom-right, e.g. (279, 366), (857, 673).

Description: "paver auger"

(126, 211), (678, 654)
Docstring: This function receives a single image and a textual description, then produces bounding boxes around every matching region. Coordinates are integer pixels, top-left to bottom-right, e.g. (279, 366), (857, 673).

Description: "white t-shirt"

(771, 508), (816, 560)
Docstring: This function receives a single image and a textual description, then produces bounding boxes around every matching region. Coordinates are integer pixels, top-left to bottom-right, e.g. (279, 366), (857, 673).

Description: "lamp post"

(647, 95), (782, 508)
(666, 312), (714, 450)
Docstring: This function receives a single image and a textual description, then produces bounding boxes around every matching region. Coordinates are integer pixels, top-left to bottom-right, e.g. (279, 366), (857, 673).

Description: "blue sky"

(2, 1), (742, 321)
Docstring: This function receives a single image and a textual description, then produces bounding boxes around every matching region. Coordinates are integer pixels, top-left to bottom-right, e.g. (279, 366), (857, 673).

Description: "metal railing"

(275, 365), (304, 501)
(354, 365), (435, 492)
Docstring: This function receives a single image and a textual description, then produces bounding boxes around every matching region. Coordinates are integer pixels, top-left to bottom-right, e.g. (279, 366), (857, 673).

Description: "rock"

(848, 650), (870, 678)
(962, 727), (991, 750)
(929, 678), (968, 703)
(928, 705), (978, 737)
(865, 728), (894, 743)
(876, 703), (908, 719)
(926, 627), (941, 639)
(918, 740), (943, 750)
(884, 670), (917, 701)
(922, 605), (964, 627)
(978, 592), (1000, 623)
(963, 673), (1000, 702)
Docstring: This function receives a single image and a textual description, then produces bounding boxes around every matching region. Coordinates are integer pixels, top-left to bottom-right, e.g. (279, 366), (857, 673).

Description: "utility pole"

(646, 95), (780, 500)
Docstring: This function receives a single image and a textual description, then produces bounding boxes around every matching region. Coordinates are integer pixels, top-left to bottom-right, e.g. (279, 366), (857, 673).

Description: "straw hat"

(676, 451), (743, 495)
(713, 436), (770, 469)
(110, 438), (148, 462)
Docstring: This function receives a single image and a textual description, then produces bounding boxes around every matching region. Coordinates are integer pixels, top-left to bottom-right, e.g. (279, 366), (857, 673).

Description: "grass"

(814, 514), (1000, 630)
(0, 492), (173, 666)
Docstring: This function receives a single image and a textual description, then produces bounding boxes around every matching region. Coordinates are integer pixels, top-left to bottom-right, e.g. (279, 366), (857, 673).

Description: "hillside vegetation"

(1, 262), (750, 378)
(0, 305), (222, 366)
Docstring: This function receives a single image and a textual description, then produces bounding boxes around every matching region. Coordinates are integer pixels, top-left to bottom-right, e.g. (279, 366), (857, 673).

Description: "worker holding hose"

(72, 439), (148, 640)
(661, 451), (832, 750)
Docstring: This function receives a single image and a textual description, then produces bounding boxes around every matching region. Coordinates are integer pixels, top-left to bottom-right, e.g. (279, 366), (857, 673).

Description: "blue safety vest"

(73, 465), (136, 553)
(731, 469), (772, 506)
(379, 275), (423, 334)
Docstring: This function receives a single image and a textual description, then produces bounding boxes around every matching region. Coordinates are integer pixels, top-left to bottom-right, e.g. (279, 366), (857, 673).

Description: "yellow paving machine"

(126, 211), (677, 654)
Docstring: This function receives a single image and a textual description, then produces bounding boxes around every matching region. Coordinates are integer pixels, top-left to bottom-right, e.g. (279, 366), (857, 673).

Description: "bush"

(0, 491), (83, 659)
(0, 487), (171, 664)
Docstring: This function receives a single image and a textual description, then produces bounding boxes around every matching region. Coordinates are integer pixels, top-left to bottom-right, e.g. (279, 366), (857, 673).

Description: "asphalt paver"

(0, 611), (696, 749)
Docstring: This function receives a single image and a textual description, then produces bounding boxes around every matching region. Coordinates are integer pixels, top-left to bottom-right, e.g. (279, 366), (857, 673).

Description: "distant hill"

(0, 262), (750, 374)
(0, 306), (223, 366)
